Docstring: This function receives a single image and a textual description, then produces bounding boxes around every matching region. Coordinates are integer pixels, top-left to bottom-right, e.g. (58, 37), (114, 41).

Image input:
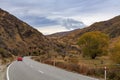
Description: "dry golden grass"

(32, 53), (120, 80)
(76, 56), (111, 67)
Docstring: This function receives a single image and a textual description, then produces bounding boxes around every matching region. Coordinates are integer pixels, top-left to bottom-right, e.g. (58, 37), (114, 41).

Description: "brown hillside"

(48, 15), (120, 54)
(50, 15), (120, 41)
(0, 9), (54, 58)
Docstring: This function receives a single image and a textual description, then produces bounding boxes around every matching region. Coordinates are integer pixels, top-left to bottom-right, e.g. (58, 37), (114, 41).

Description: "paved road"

(7, 57), (99, 80)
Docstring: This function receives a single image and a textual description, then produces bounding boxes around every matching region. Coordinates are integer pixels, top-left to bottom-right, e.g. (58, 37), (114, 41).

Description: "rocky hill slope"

(0, 9), (54, 58)
(1, 8), (120, 59)
(48, 15), (120, 54)
(50, 15), (120, 38)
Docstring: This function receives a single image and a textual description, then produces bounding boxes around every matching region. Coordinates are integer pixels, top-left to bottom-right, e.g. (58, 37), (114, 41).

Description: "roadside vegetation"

(110, 38), (120, 64)
(77, 31), (109, 59)
(0, 48), (14, 80)
(31, 31), (120, 80)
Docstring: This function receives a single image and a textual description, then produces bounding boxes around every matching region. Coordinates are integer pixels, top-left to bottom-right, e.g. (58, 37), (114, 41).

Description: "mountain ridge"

(48, 15), (120, 54)
(0, 8), (54, 58)
(50, 15), (120, 38)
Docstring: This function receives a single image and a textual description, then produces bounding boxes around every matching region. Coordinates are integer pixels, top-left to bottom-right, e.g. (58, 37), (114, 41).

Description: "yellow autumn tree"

(78, 31), (109, 59)
(110, 39), (120, 64)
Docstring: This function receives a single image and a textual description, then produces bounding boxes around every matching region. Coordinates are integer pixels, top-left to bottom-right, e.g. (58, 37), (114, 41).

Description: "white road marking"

(6, 62), (14, 80)
(38, 70), (44, 74)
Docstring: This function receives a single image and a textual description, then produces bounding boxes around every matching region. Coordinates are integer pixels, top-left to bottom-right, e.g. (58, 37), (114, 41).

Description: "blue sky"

(0, 0), (120, 34)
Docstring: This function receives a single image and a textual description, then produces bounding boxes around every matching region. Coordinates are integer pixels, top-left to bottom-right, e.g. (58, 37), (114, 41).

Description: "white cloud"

(70, 13), (120, 26)
(0, 0), (120, 34)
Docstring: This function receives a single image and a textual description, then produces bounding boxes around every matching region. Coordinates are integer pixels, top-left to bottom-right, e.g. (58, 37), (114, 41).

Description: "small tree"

(110, 39), (120, 64)
(78, 31), (109, 59)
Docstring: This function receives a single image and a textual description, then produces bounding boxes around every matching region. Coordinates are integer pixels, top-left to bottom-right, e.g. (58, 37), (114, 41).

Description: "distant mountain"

(67, 15), (120, 39)
(51, 15), (120, 39)
(48, 15), (120, 54)
(0, 8), (54, 58)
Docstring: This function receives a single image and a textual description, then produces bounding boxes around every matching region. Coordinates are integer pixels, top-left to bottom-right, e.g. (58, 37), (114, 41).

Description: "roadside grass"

(77, 56), (111, 67)
(0, 57), (15, 80)
(0, 65), (6, 80)
(32, 54), (120, 80)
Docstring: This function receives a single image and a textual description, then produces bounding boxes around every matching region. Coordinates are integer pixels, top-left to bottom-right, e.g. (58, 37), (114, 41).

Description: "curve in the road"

(7, 57), (99, 80)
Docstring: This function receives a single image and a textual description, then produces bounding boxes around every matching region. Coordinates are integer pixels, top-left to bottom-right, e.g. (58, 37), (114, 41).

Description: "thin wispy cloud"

(0, 0), (120, 34)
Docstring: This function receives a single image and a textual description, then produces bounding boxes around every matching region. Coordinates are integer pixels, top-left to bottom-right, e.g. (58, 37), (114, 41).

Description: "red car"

(17, 57), (23, 61)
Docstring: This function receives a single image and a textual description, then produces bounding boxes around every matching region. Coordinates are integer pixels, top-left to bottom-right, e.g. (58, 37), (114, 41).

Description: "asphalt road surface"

(7, 57), (99, 80)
